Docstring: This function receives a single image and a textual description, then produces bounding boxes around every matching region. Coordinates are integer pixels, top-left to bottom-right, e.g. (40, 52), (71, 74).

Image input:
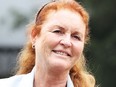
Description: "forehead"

(42, 9), (85, 31)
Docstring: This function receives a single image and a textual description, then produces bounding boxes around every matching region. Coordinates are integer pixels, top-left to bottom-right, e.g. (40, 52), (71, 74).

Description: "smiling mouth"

(52, 50), (71, 57)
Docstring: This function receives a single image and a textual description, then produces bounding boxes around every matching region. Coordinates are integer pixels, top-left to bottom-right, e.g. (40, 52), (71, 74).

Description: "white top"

(0, 67), (74, 87)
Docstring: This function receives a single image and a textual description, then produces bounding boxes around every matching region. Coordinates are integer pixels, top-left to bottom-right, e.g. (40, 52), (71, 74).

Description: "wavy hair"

(15, 0), (95, 87)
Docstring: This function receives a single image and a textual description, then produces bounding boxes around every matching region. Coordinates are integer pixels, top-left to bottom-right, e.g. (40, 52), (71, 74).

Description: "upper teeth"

(55, 51), (68, 56)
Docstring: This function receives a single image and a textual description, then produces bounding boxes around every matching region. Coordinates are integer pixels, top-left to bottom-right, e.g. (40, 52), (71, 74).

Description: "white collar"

(26, 67), (74, 87)
(67, 74), (74, 87)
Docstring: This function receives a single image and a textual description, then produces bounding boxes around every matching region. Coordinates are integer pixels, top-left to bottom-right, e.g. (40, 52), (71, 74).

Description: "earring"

(32, 44), (35, 49)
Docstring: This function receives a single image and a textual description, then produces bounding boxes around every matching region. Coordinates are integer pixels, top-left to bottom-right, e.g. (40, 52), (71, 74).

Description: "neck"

(34, 66), (69, 87)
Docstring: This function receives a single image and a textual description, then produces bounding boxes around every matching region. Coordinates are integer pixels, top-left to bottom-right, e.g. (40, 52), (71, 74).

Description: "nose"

(60, 35), (72, 48)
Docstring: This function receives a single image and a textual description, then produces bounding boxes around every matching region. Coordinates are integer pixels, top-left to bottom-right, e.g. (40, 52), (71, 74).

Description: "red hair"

(16, 0), (95, 87)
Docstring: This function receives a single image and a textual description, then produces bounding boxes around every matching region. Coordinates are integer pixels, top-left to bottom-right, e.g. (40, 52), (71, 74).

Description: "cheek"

(35, 34), (58, 57)
(73, 42), (84, 57)
(35, 38), (50, 61)
(45, 34), (60, 49)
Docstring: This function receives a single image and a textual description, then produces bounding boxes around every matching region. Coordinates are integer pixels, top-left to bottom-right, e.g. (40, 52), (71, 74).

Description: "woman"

(0, 0), (96, 87)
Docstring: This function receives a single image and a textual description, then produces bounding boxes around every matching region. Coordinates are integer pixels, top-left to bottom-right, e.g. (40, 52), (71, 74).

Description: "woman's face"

(34, 9), (86, 71)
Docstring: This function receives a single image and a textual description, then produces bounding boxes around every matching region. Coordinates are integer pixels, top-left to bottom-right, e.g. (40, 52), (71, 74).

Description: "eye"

(72, 35), (81, 41)
(52, 29), (63, 34)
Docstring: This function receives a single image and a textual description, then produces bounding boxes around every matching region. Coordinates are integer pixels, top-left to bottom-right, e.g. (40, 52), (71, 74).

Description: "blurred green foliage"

(77, 0), (116, 87)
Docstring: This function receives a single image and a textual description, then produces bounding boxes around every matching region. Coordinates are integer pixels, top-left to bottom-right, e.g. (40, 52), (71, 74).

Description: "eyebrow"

(49, 25), (65, 31)
(72, 31), (83, 38)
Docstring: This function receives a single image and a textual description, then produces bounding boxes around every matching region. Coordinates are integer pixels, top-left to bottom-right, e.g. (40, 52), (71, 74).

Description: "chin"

(48, 59), (71, 72)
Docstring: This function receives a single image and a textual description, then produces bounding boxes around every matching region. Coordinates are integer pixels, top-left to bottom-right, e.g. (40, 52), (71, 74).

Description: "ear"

(29, 24), (41, 45)
(30, 29), (36, 44)
(30, 26), (39, 45)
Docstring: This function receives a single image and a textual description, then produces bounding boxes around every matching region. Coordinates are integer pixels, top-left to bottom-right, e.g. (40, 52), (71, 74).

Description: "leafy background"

(78, 0), (116, 87)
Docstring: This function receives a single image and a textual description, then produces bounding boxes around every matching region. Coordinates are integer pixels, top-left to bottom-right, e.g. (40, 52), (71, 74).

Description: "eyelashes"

(52, 29), (63, 34)
(73, 35), (81, 41)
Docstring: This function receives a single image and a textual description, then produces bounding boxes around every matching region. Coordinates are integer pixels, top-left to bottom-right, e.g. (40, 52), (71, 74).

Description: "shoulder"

(0, 74), (25, 87)
(0, 67), (35, 87)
